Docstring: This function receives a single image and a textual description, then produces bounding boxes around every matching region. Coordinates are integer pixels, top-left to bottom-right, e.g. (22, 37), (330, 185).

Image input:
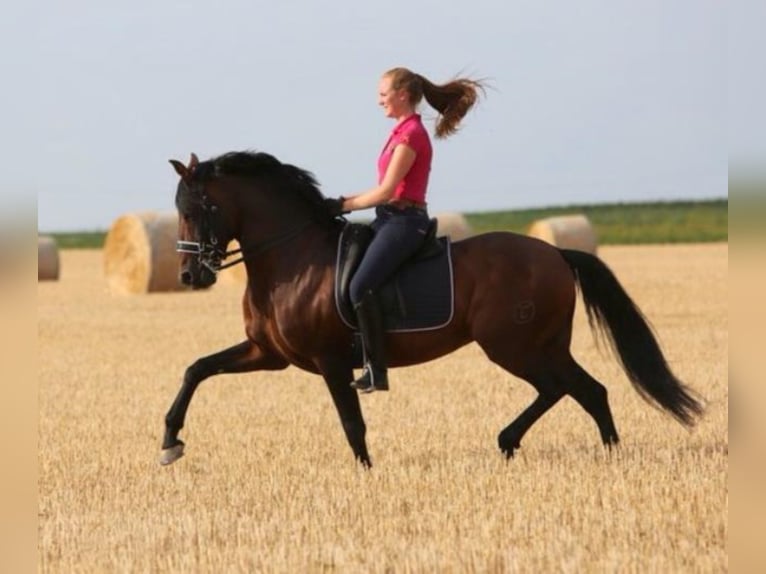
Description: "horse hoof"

(159, 443), (185, 466)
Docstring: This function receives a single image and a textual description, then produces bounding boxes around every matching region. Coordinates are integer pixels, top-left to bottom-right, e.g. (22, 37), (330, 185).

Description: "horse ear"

(169, 159), (187, 178)
(190, 153), (199, 169)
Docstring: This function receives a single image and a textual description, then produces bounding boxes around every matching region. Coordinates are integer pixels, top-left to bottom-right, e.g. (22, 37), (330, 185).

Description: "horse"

(160, 151), (703, 467)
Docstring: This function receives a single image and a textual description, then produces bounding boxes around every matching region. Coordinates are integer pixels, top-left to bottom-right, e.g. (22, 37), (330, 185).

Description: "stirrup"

(350, 367), (376, 393)
(350, 365), (388, 393)
(350, 380), (376, 394)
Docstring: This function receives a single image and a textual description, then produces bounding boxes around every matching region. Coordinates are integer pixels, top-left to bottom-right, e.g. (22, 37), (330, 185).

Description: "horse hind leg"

(495, 359), (619, 458)
(556, 356), (620, 449)
(479, 335), (567, 457)
(484, 342), (618, 457)
(497, 378), (565, 458)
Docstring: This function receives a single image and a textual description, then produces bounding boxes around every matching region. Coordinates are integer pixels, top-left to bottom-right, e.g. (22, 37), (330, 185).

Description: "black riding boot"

(350, 290), (389, 393)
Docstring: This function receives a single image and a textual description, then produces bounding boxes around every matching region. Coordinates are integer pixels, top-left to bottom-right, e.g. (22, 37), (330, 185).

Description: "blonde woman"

(325, 67), (486, 394)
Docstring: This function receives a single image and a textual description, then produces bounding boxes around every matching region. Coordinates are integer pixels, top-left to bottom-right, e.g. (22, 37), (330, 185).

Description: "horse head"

(169, 153), (236, 289)
(169, 151), (345, 290)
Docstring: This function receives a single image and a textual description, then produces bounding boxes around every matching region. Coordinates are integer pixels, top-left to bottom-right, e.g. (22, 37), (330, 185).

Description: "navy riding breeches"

(349, 205), (430, 305)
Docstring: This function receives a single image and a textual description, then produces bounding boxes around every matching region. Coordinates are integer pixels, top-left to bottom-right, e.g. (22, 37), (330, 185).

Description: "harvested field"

(38, 243), (728, 572)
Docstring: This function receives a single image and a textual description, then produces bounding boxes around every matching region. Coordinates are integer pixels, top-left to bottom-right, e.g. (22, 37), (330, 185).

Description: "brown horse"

(160, 151), (703, 467)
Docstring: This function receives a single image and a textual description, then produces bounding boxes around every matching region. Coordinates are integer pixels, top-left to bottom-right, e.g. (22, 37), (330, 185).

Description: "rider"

(325, 67), (485, 393)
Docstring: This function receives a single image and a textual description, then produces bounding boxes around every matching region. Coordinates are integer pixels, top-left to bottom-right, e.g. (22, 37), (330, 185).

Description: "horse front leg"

(160, 340), (287, 465)
(321, 362), (372, 467)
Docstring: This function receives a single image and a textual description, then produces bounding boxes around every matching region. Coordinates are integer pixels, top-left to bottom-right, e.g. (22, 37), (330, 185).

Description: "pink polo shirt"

(377, 114), (432, 204)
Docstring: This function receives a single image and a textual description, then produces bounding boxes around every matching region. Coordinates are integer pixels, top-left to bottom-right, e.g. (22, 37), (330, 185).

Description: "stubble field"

(38, 243), (728, 573)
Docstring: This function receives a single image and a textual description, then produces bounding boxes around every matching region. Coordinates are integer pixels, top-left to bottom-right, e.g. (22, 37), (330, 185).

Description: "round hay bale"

(38, 236), (60, 281)
(434, 212), (472, 242)
(103, 212), (185, 294)
(217, 240), (249, 285)
(527, 214), (598, 254)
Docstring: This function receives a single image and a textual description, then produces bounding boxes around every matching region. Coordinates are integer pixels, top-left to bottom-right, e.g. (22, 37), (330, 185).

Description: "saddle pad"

(334, 228), (455, 333)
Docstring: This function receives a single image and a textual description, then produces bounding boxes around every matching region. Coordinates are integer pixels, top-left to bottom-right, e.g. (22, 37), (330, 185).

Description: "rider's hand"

(324, 196), (347, 217)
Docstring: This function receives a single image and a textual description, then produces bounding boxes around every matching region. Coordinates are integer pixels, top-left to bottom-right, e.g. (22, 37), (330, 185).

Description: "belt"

(388, 198), (428, 210)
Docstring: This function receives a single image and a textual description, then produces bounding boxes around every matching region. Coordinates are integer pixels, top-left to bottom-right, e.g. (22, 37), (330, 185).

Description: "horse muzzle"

(177, 240), (220, 289)
(179, 263), (217, 289)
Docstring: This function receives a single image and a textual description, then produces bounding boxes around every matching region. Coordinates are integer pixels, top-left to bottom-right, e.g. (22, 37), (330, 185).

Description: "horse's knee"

(185, 359), (210, 382)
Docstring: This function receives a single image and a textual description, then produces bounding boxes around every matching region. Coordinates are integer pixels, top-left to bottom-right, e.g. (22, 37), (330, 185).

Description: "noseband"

(176, 237), (239, 273)
(175, 195), (239, 273)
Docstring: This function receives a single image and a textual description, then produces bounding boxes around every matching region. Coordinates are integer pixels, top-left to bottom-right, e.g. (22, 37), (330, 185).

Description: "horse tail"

(559, 248), (704, 427)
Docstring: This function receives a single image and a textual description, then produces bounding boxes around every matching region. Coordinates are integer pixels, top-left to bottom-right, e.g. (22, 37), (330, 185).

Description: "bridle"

(175, 191), (313, 274)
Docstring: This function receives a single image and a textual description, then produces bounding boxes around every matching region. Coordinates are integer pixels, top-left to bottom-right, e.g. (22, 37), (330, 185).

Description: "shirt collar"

(392, 113), (421, 135)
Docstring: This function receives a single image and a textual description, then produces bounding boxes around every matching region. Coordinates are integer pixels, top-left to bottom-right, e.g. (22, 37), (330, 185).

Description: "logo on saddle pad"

(334, 223), (455, 333)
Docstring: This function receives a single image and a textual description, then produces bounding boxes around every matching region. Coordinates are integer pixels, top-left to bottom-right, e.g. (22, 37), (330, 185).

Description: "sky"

(8, 1), (733, 232)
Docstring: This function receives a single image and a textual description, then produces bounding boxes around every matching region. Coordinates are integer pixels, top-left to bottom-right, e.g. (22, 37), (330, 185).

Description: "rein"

(177, 219), (314, 272)
(220, 219), (315, 269)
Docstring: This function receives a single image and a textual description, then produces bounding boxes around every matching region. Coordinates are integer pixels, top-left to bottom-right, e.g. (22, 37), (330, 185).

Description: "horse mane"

(193, 151), (341, 226)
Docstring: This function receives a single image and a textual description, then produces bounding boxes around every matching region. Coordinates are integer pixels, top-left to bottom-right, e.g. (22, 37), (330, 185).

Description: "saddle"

(334, 220), (455, 333)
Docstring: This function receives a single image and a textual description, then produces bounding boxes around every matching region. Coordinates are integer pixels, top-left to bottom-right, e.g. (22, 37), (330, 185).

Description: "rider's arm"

(342, 144), (416, 212)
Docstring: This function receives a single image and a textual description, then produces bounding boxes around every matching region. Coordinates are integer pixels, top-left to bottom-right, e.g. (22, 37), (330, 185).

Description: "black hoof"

(502, 447), (519, 460)
(498, 431), (521, 459)
(604, 436), (620, 452)
(358, 457), (373, 469)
